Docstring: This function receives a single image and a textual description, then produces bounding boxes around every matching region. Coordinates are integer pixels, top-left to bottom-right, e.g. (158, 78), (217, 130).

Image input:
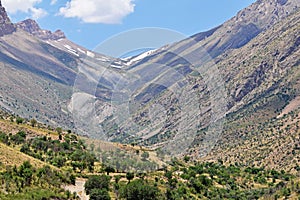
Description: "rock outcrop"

(0, 0), (16, 37)
(16, 19), (66, 40)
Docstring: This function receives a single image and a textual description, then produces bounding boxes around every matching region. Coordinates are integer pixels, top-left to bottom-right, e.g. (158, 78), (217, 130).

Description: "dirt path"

(64, 178), (89, 200)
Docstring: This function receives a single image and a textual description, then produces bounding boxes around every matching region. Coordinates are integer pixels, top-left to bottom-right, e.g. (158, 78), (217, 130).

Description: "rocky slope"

(16, 19), (65, 40)
(196, 7), (300, 171)
(0, 0), (120, 129)
(0, 1), (15, 36)
(97, 0), (300, 154)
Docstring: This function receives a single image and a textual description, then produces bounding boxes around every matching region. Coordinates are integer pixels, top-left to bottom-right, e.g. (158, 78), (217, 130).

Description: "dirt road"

(64, 178), (89, 200)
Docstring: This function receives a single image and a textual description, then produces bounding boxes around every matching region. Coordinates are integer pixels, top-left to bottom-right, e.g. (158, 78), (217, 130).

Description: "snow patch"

(77, 48), (86, 54)
(124, 49), (156, 66)
(110, 64), (123, 69)
(46, 41), (59, 49)
(87, 51), (95, 58)
(97, 57), (110, 62)
(67, 49), (79, 57)
(64, 45), (79, 57)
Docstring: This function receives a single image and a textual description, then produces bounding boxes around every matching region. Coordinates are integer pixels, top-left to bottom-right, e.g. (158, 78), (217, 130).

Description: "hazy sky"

(3, 0), (256, 50)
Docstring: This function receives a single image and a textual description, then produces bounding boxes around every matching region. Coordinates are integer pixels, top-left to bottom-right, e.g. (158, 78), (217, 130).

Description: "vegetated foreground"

(0, 111), (300, 199)
(0, 0), (299, 199)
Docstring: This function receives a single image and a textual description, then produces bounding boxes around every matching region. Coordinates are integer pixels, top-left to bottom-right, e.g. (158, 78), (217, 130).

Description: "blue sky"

(3, 0), (256, 50)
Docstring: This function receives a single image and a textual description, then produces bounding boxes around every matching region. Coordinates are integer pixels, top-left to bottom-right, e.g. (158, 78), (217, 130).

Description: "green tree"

(0, 132), (9, 144)
(165, 170), (173, 181)
(30, 118), (37, 127)
(90, 143), (95, 151)
(90, 189), (111, 200)
(120, 179), (160, 200)
(70, 174), (76, 185)
(19, 161), (33, 186)
(114, 175), (122, 184)
(126, 172), (134, 183)
(282, 187), (291, 197)
(16, 117), (24, 124)
(84, 175), (111, 195)
(56, 127), (62, 134)
(51, 155), (65, 168)
(104, 166), (116, 175)
(11, 131), (26, 145)
(141, 151), (150, 161)
(183, 155), (190, 162)
(20, 143), (31, 154)
(199, 175), (212, 187)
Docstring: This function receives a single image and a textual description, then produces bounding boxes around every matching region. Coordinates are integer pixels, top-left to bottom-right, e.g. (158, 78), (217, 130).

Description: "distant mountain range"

(0, 0), (299, 168)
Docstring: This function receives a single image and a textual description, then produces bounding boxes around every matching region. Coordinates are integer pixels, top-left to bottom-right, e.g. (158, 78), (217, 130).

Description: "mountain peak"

(189, 0), (299, 58)
(16, 19), (66, 41)
(0, 0), (16, 37)
(17, 19), (41, 34)
(234, 0), (299, 29)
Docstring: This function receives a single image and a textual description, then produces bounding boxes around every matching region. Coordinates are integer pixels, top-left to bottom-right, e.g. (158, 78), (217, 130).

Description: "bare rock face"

(51, 30), (66, 40)
(16, 19), (66, 40)
(0, 0), (16, 37)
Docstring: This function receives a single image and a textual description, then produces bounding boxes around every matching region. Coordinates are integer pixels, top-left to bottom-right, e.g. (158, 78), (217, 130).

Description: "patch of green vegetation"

(0, 188), (72, 200)
(0, 161), (75, 199)
(93, 147), (159, 172)
(0, 110), (300, 199)
(0, 129), (97, 173)
(80, 161), (300, 200)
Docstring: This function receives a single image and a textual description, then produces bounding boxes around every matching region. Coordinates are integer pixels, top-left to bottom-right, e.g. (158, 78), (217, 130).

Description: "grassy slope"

(0, 116), (62, 169)
(0, 142), (46, 168)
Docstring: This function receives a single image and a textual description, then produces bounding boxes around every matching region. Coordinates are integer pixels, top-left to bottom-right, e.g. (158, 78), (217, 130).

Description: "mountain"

(0, 0), (299, 169)
(0, 1), (15, 36)
(16, 19), (65, 40)
(198, 7), (300, 171)
(0, 0), (124, 130)
(98, 0), (300, 156)
(100, 1), (299, 172)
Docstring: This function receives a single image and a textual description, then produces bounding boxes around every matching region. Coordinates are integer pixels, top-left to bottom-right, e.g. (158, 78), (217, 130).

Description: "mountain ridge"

(97, 0), (300, 150)
(0, 0), (15, 37)
(16, 19), (66, 41)
(0, 0), (299, 164)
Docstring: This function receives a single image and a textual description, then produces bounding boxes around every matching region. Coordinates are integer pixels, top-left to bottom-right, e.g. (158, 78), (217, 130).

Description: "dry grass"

(0, 142), (46, 168)
(0, 118), (62, 140)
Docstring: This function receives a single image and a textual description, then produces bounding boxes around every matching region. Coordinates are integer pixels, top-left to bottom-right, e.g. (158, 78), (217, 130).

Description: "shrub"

(84, 175), (111, 195)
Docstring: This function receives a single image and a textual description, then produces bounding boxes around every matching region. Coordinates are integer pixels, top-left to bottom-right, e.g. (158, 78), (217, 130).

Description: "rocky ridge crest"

(16, 19), (66, 40)
(0, 0), (16, 37)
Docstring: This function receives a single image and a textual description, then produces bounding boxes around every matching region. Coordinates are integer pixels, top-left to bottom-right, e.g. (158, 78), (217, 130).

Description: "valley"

(0, 0), (299, 199)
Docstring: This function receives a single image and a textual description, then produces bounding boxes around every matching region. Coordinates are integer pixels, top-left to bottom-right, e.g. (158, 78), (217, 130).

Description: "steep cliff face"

(16, 19), (66, 40)
(0, 0), (15, 37)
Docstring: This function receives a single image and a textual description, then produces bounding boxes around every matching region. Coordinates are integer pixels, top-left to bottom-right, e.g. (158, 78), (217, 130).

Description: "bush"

(84, 175), (111, 195)
(16, 117), (24, 124)
(10, 131), (26, 144)
(120, 179), (160, 200)
(90, 189), (111, 200)
(141, 151), (150, 161)
(126, 172), (134, 182)
(0, 132), (9, 144)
